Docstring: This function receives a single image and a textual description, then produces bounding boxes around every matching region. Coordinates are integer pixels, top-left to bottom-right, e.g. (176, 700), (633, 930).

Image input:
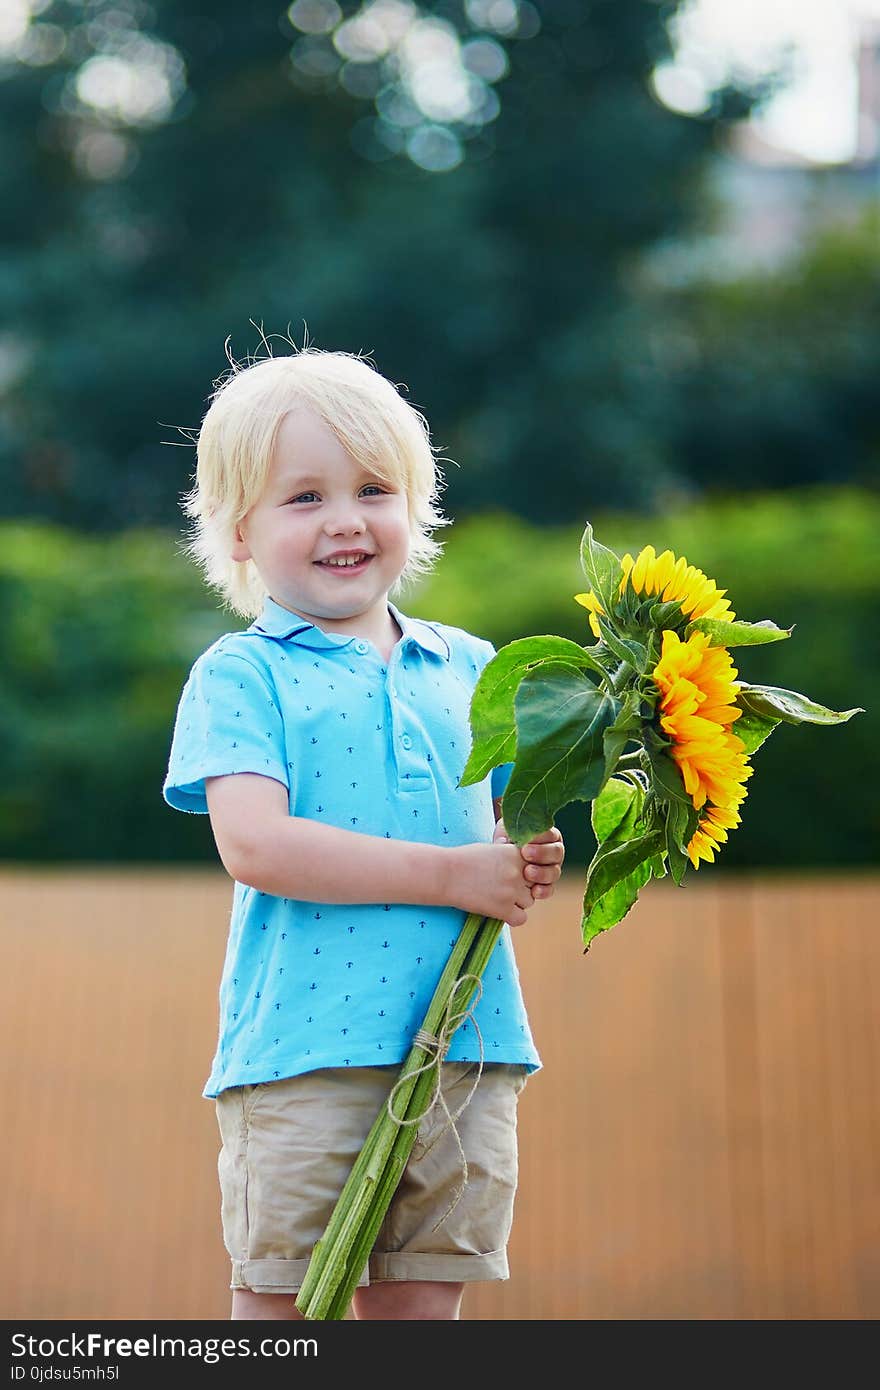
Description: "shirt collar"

(248, 595), (451, 661)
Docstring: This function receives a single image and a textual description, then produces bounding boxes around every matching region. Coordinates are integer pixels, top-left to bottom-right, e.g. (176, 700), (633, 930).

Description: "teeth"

(324, 554), (367, 567)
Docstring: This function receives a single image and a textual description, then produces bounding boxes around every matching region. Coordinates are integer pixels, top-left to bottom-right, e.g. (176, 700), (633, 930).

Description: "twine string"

(385, 973), (485, 1231)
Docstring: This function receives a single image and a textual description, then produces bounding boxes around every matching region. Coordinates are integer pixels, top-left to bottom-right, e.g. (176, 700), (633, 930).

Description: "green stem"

(611, 659), (633, 694)
(616, 750), (644, 770)
(295, 910), (499, 1319)
(321, 918), (506, 1320)
(323, 1060), (435, 1319)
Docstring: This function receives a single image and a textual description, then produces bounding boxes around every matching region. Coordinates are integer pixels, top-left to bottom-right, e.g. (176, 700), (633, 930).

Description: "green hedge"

(1, 485), (875, 870)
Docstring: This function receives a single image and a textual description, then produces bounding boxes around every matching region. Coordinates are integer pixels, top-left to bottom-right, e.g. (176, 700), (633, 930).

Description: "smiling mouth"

(315, 554), (374, 573)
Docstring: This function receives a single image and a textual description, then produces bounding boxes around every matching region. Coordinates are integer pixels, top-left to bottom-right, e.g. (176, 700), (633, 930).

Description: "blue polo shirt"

(163, 596), (541, 1097)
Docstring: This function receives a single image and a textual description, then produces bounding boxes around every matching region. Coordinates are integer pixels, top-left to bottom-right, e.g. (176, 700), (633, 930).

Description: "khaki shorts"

(215, 1061), (528, 1291)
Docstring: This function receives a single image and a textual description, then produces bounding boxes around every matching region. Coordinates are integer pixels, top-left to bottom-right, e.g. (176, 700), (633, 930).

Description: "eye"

(285, 483), (389, 505)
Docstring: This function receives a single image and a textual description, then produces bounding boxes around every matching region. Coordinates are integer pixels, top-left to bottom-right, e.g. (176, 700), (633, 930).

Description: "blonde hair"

(177, 338), (453, 619)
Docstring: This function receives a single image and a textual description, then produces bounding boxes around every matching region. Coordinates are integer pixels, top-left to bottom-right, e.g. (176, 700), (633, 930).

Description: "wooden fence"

(1, 868), (878, 1320)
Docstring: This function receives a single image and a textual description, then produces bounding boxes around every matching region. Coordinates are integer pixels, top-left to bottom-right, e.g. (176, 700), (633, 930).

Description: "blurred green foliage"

(2, 2), (875, 545)
(0, 0), (768, 530)
(654, 205), (880, 495)
(2, 487), (875, 870)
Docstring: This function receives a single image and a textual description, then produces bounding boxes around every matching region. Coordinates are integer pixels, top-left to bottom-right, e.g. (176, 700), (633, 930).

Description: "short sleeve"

(162, 648), (289, 814)
(492, 761), (513, 801)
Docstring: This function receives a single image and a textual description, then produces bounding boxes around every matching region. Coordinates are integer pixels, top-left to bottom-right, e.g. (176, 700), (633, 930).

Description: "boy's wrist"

(420, 840), (463, 910)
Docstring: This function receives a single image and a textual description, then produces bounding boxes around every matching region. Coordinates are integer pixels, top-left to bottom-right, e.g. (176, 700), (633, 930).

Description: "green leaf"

(582, 857), (653, 950)
(636, 673), (661, 717)
(579, 522), (623, 614)
(732, 707), (781, 757)
(619, 582), (642, 625)
(580, 641), (620, 679)
(583, 778), (665, 945)
(663, 797), (699, 885)
(460, 636), (606, 787)
(643, 722), (672, 754)
(635, 779), (659, 828)
(502, 668), (621, 842)
(686, 617), (794, 647)
(666, 838), (690, 887)
(649, 851), (668, 880)
(583, 829), (665, 913)
(598, 688), (642, 794)
(664, 794), (700, 856)
(645, 744), (692, 808)
(736, 683), (865, 726)
(591, 775), (641, 844)
(594, 609), (648, 672)
(648, 599), (689, 631)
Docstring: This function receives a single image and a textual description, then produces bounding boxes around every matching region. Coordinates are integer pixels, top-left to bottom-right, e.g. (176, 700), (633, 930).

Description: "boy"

(163, 345), (564, 1321)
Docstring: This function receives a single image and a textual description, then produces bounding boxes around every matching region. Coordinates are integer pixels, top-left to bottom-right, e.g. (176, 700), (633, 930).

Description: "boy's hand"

(494, 819), (565, 902)
(448, 840), (537, 927)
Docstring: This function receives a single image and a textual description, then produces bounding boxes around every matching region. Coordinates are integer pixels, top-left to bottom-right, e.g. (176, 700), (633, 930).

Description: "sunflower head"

(575, 543), (736, 640)
(573, 589), (606, 639)
(687, 803), (744, 869)
(650, 627), (753, 868)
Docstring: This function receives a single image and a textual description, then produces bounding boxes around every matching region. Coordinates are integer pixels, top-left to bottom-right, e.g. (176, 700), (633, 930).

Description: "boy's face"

(232, 407), (411, 634)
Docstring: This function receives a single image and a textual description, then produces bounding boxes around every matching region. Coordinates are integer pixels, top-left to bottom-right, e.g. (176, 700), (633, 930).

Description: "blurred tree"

(0, 0), (762, 532)
(653, 207), (880, 496)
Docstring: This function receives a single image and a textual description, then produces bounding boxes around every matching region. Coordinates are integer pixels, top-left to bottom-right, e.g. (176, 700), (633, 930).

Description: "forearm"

(233, 815), (458, 907)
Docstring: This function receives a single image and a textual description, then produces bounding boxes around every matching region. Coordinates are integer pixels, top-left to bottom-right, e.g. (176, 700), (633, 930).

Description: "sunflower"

(575, 543), (736, 639)
(651, 628), (753, 868)
(686, 803), (744, 868)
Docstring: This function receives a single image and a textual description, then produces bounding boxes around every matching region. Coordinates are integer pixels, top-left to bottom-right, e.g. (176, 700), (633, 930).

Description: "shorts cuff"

(368, 1247), (510, 1283)
(231, 1256), (370, 1294)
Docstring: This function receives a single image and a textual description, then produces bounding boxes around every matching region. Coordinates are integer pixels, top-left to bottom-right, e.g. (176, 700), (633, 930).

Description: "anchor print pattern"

(164, 613), (538, 1095)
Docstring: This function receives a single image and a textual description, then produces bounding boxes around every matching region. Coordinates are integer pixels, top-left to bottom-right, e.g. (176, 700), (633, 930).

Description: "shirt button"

(355, 641), (369, 654)
(400, 734), (413, 750)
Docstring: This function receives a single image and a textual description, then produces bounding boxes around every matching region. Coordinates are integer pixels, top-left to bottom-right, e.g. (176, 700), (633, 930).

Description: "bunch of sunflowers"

(580, 546), (752, 869)
(296, 524), (862, 1318)
(462, 523), (862, 947)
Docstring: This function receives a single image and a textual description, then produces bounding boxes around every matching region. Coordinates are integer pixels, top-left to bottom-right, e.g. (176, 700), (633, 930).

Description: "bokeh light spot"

(406, 122), (463, 171)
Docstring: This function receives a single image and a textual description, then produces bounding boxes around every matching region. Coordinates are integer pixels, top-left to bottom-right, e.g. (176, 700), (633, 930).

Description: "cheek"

(275, 514), (313, 548)
(394, 520), (412, 561)
(389, 499), (411, 546)
(255, 520), (310, 571)
(370, 498), (410, 553)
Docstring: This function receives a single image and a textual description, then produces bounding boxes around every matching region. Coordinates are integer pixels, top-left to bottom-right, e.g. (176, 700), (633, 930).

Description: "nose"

(324, 499), (367, 538)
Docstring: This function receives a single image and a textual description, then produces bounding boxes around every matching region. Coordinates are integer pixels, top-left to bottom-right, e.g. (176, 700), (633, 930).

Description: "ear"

(230, 521), (252, 564)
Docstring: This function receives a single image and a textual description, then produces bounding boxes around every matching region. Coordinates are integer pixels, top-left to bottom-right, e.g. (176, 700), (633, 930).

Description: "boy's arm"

(206, 772), (460, 907)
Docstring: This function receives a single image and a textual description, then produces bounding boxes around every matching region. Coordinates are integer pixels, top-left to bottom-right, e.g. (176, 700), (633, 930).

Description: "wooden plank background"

(1, 868), (877, 1321)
